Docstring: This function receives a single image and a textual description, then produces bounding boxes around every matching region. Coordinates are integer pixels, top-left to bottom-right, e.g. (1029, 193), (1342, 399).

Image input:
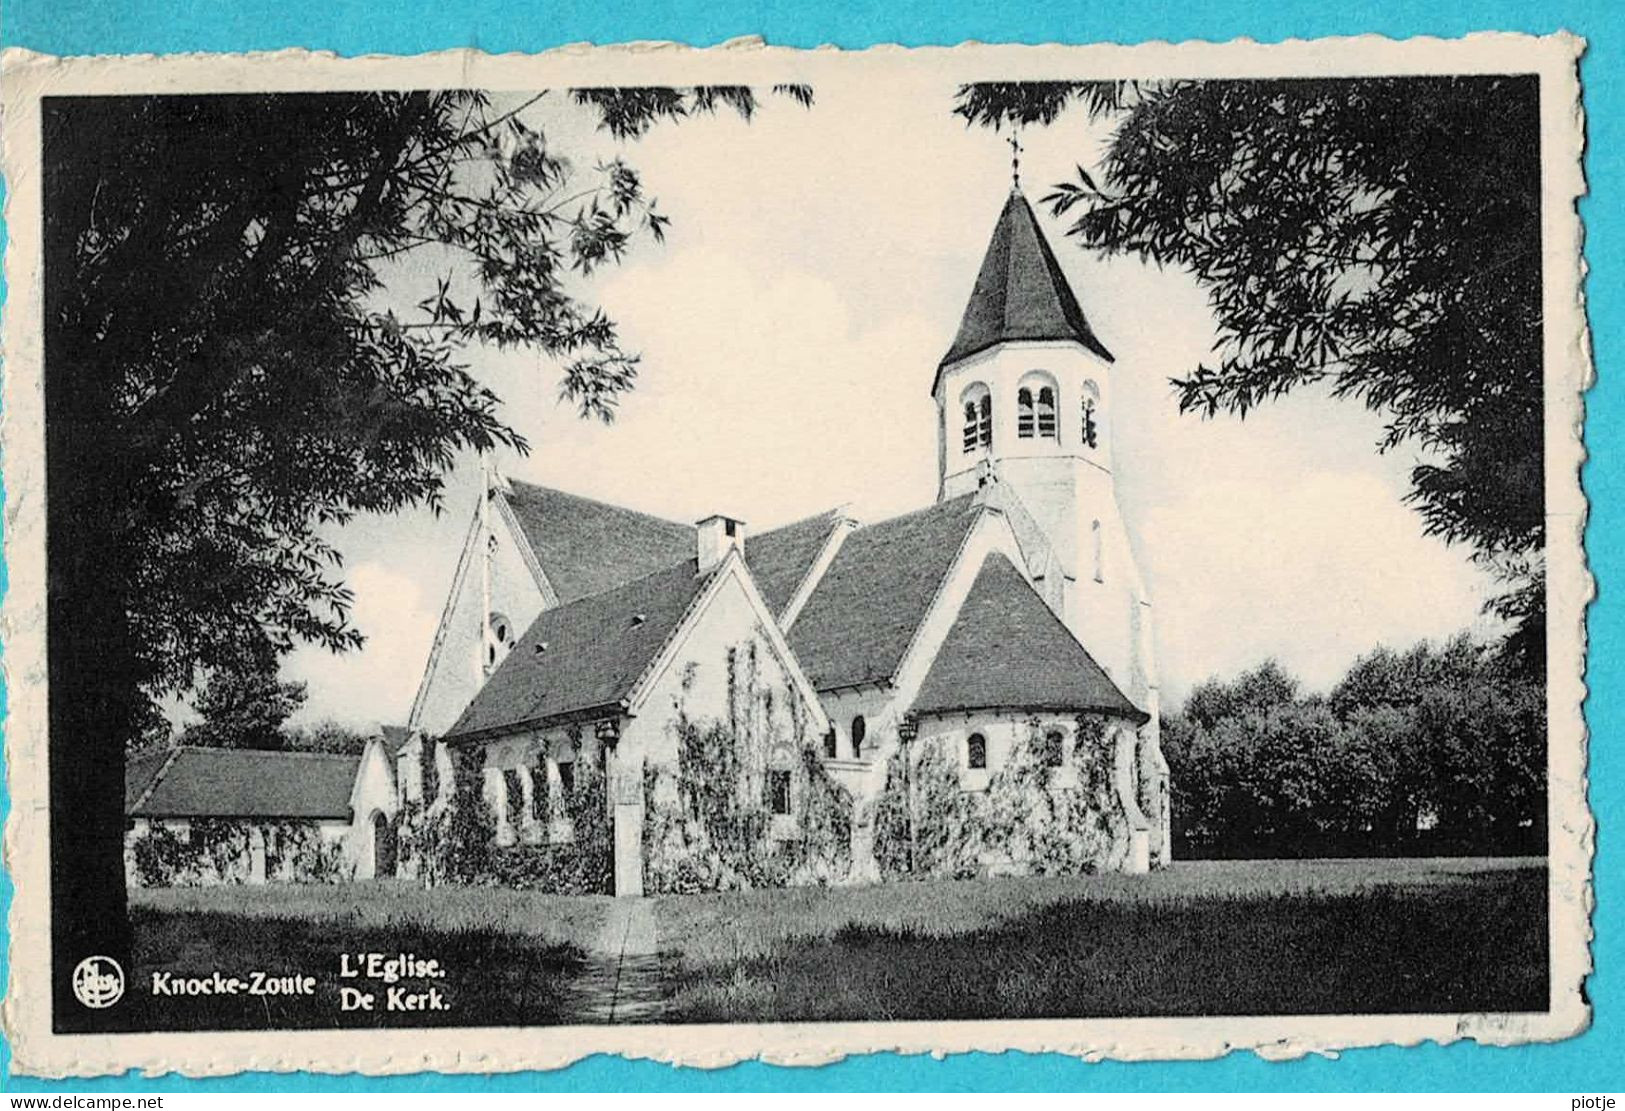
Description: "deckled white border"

(0, 32), (1593, 1077)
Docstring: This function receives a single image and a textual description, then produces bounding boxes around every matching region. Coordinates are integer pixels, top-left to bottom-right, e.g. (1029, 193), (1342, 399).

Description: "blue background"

(0, 0), (1616, 1092)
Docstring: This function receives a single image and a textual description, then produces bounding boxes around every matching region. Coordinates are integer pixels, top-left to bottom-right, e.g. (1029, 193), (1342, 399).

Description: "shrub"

(130, 823), (198, 886)
(468, 756), (612, 894)
(872, 737), (981, 880)
(419, 735), (440, 805)
(501, 767), (524, 836)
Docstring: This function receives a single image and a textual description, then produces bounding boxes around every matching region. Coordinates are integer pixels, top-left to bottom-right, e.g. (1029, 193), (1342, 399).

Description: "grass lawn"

(127, 857), (1548, 1027)
(650, 858), (1549, 1023)
(128, 881), (612, 1029)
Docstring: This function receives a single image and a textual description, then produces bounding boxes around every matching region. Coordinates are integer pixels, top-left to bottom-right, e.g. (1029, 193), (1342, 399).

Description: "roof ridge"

(884, 501), (993, 686)
(755, 505), (844, 537)
(168, 745), (361, 762)
(503, 478), (694, 531)
(857, 492), (977, 532)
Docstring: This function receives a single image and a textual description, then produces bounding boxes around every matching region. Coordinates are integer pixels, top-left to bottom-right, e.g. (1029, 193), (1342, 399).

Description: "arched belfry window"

(1037, 386), (1058, 440)
(961, 384), (992, 453)
(1018, 372), (1060, 443)
(851, 714), (868, 755)
(967, 733), (988, 771)
(1081, 381), (1101, 450)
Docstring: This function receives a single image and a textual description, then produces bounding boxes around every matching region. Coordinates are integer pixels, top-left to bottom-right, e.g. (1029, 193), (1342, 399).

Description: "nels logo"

(72, 955), (125, 1009)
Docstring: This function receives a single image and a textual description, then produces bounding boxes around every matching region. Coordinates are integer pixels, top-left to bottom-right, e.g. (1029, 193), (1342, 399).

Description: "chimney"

(696, 514), (746, 575)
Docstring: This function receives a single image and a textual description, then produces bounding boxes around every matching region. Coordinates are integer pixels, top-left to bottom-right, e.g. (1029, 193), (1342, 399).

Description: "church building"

(402, 188), (1170, 895)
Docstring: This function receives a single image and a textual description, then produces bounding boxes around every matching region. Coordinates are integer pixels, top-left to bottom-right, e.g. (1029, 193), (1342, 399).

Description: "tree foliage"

(956, 78), (1545, 669)
(1161, 640), (1544, 857)
(48, 87), (809, 714)
(175, 667), (308, 751)
(44, 87), (810, 1001)
(163, 665), (375, 753)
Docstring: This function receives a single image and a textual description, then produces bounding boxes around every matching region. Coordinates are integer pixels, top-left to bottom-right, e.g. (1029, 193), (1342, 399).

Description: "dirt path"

(571, 898), (665, 1023)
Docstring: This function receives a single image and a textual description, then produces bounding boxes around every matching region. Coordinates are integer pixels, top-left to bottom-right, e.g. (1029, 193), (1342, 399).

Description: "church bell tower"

(933, 188), (1159, 728)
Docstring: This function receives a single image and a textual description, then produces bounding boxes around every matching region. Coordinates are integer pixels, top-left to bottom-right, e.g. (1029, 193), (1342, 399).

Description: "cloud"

(1141, 469), (1498, 701)
(282, 561), (440, 731)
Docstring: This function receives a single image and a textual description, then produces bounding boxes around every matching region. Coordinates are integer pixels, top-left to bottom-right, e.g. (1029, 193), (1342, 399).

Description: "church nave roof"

(787, 493), (981, 691)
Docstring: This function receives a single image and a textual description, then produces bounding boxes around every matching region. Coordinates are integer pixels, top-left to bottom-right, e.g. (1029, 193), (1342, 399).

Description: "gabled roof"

(501, 480), (845, 617)
(444, 557), (708, 741)
(937, 190), (1114, 385)
(788, 494), (981, 691)
(379, 725), (413, 756)
(126, 749), (173, 811)
(502, 480), (696, 604)
(743, 508), (846, 616)
(126, 747), (363, 820)
(912, 553), (1144, 721)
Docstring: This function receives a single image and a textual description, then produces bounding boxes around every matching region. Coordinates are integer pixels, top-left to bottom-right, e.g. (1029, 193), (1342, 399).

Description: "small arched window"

(851, 715), (867, 754)
(1017, 387), (1035, 438)
(1043, 730), (1066, 768)
(1037, 387), (1058, 440)
(486, 612), (516, 670)
(1091, 520), (1104, 584)
(961, 384), (992, 453)
(823, 727), (838, 760)
(967, 733), (988, 770)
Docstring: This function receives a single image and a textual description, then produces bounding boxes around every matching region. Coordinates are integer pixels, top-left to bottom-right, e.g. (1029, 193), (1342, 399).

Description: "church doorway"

(371, 812), (396, 879)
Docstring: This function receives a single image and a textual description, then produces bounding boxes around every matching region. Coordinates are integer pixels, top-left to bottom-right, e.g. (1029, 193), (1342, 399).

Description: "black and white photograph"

(0, 35), (1591, 1074)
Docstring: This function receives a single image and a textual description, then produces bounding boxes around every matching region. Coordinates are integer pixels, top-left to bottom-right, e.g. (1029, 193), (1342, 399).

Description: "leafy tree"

(43, 86), (809, 1019)
(176, 667), (308, 751)
(285, 720), (375, 755)
(1164, 638), (1543, 857)
(957, 78), (1544, 673)
(1183, 659), (1299, 731)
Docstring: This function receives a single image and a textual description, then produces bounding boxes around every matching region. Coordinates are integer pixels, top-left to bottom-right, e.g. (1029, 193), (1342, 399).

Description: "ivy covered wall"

(870, 713), (1137, 879)
(395, 734), (615, 894)
(125, 819), (350, 887)
(640, 630), (851, 893)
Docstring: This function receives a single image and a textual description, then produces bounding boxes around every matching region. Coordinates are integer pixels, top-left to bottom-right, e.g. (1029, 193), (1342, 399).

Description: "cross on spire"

(1007, 131), (1023, 189)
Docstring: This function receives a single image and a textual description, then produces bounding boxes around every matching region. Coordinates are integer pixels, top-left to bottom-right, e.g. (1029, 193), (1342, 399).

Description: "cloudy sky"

(279, 73), (1502, 729)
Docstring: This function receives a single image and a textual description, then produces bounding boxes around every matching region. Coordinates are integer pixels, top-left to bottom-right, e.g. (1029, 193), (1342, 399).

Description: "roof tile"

(445, 558), (706, 740)
(912, 553), (1143, 720)
(788, 495), (980, 690)
(128, 747), (362, 820)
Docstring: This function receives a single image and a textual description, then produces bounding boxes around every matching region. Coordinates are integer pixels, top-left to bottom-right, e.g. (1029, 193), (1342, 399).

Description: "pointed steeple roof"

(937, 190), (1114, 386)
